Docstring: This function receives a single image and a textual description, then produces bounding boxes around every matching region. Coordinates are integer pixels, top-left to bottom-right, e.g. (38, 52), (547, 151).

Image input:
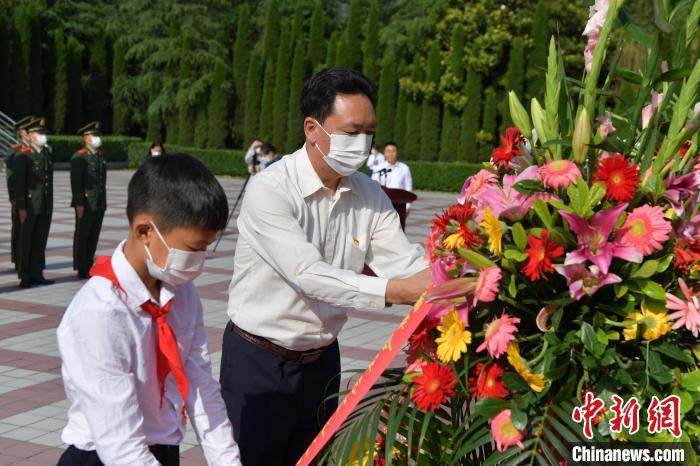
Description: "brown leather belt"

(231, 323), (330, 364)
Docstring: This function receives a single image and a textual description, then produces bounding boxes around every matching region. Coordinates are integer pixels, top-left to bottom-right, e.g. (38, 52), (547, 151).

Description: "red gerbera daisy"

(407, 317), (438, 362)
(431, 203), (475, 234)
(468, 363), (509, 399)
(522, 229), (564, 281)
(411, 362), (457, 412)
(675, 239), (700, 275)
(593, 153), (640, 203)
(491, 127), (524, 170)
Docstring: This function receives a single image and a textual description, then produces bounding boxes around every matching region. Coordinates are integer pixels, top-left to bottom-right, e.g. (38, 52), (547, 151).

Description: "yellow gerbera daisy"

(506, 343), (546, 392)
(622, 302), (672, 341)
(436, 310), (472, 363)
(479, 207), (502, 255)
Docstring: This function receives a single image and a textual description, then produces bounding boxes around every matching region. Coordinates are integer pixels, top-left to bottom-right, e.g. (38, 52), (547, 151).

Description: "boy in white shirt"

(57, 154), (242, 466)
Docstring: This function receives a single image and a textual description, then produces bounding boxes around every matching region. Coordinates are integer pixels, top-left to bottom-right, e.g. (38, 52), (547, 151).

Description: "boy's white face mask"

(314, 119), (372, 176)
(144, 222), (207, 286)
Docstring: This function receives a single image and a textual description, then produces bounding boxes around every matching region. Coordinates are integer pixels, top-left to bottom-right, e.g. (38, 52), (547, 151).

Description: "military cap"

(26, 117), (48, 133)
(77, 121), (102, 136)
(14, 115), (34, 131)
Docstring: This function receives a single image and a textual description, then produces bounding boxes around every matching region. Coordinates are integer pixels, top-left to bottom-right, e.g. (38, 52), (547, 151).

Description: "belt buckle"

(298, 349), (323, 364)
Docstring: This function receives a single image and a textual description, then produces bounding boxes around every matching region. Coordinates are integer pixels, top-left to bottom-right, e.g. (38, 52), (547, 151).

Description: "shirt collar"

(111, 240), (176, 310)
(298, 144), (355, 198)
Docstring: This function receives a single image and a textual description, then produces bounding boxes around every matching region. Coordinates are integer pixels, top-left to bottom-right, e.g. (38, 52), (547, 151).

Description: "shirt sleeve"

(365, 188), (427, 279)
(185, 294), (242, 466)
(404, 164), (413, 210)
(237, 178), (388, 310)
(57, 305), (160, 466)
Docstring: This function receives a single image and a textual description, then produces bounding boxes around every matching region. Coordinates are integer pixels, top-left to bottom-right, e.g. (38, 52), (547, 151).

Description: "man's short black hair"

(300, 67), (377, 125)
(260, 142), (276, 155)
(127, 153), (229, 232)
(384, 141), (398, 150)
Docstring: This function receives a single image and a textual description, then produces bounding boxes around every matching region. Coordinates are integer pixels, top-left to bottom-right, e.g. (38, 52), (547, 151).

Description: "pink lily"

(553, 263), (622, 300)
(560, 203), (642, 274)
(641, 91), (663, 129)
(458, 169), (498, 206)
(664, 171), (700, 216)
(582, 0), (610, 72)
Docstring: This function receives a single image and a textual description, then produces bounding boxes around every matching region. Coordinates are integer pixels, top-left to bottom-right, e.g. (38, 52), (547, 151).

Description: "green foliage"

(193, 98), (208, 148)
(344, 0), (364, 70)
(438, 109), (460, 162)
(448, 24), (465, 82)
(53, 30), (68, 133)
(262, 2), (280, 63)
(126, 141), (248, 176)
(479, 86), (498, 161)
(419, 41), (442, 161)
(65, 36), (84, 133)
(393, 83), (408, 150)
(290, 0), (305, 45)
(461, 68), (482, 163)
(527, 0), (549, 99)
(207, 60), (230, 148)
(258, 58), (275, 141)
(502, 37), (525, 129)
(307, 0), (325, 69)
(272, 22), (292, 150)
(87, 30), (110, 129)
(335, 30), (351, 68)
(111, 38), (128, 135)
(286, 40), (306, 152)
(231, 4), (251, 146)
(375, 53), (397, 146)
(403, 60), (423, 160)
(325, 31), (338, 68)
(50, 135), (141, 163)
(9, 25), (29, 118)
(408, 161), (481, 191)
(243, 52), (262, 145)
(145, 86), (162, 143)
(362, 0), (380, 83)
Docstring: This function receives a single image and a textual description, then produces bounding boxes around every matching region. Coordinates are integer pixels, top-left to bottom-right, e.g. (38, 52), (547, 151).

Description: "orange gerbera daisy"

(593, 153), (640, 203)
(469, 363), (509, 399)
(522, 229), (564, 281)
(491, 127), (524, 170)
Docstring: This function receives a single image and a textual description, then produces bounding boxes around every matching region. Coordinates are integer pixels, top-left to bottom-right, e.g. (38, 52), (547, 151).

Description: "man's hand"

(18, 208), (27, 224)
(386, 268), (432, 305)
(76, 205), (85, 219)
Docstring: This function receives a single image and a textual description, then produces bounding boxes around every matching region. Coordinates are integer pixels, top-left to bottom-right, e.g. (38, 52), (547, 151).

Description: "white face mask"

(314, 120), (373, 176)
(35, 134), (47, 147)
(151, 151), (161, 157)
(144, 222), (207, 286)
(90, 136), (102, 148)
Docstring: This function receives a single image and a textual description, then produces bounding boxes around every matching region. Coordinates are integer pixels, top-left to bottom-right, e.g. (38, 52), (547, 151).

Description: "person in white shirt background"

(220, 67), (432, 466)
(243, 138), (263, 175)
(370, 141), (414, 215)
(366, 143), (385, 175)
(57, 154), (242, 466)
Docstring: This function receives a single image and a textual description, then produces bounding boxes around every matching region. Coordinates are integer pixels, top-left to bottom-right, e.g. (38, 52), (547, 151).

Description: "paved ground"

(0, 170), (455, 465)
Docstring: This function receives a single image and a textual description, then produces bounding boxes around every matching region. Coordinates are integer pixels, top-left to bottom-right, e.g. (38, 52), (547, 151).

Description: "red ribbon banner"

(296, 298), (434, 466)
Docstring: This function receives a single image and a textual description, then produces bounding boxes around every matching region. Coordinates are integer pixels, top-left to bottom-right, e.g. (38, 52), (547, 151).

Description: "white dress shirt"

(227, 145), (427, 351)
(371, 161), (414, 209)
(366, 151), (385, 171)
(57, 241), (242, 466)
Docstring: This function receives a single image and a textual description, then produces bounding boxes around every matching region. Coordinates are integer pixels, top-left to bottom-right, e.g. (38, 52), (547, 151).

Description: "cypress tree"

(307, 0), (325, 69)
(527, 0), (549, 100)
(53, 30), (67, 133)
(325, 32), (338, 68)
(88, 30), (110, 128)
(232, 4), (251, 146)
(420, 41), (442, 161)
(449, 25), (465, 82)
(404, 60), (423, 160)
(65, 36), (84, 133)
(258, 58), (275, 141)
(243, 51), (263, 145)
(393, 60), (408, 150)
(9, 26), (29, 118)
(0, 4), (11, 113)
(273, 22), (292, 150)
(286, 40), (306, 151)
(501, 37), (525, 129)
(27, 12), (42, 115)
(361, 0), (380, 83)
(344, 0), (363, 70)
(207, 60), (230, 148)
(375, 52), (396, 145)
(194, 92), (209, 148)
(164, 110), (178, 145)
(111, 38), (128, 135)
(461, 68), (483, 163)
(290, 0), (305, 45)
(480, 87), (498, 161)
(145, 88), (162, 143)
(336, 33), (351, 68)
(176, 38), (195, 147)
(439, 26), (466, 161)
(262, 2), (280, 64)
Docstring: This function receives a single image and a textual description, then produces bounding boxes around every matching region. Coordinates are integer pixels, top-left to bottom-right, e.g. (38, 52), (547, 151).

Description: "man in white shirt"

(57, 154), (242, 466)
(221, 68), (431, 466)
(371, 141), (414, 213)
(366, 143), (385, 175)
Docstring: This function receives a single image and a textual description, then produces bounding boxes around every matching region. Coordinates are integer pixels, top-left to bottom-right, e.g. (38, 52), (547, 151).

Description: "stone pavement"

(0, 170), (455, 465)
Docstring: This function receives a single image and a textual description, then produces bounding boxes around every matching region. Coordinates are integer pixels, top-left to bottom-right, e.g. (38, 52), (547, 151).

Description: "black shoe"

(32, 277), (55, 285)
(19, 280), (32, 289)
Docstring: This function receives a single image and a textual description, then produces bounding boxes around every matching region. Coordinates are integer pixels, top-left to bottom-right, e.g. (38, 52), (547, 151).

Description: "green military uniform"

(5, 115), (34, 270)
(71, 121), (107, 278)
(14, 118), (54, 287)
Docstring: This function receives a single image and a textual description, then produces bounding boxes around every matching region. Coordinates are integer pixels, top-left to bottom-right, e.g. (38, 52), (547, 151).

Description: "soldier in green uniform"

(14, 117), (54, 288)
(5, 115), (33, 271)
(71, 121), (107, 279)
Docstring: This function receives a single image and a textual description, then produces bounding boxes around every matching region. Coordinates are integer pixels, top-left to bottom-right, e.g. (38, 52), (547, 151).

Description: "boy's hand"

(386, 268), (432, 305)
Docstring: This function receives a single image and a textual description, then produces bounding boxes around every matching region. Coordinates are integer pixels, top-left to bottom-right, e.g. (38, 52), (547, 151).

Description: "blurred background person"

(254, 142), (280, 173)
(366, 143), (385, 176)
(244, 138), (263, 175)
(371, 141), (413, 214)
(147, 141), (165, 157)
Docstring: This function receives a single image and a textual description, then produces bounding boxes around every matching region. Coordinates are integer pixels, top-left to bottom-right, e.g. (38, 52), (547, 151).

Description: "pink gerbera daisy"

(474, 266), (502, 304)
(458, 169), (498, 205)
(477, 312), (520, 358)
(617, 205), (671, 256)
(539, 160), (582, 189)
(490, 409), (525, 452)
(666, 278), (700, 337)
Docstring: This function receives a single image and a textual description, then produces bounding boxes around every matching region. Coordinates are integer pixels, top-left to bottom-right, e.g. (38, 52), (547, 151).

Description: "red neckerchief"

(90, 256), (189, 423)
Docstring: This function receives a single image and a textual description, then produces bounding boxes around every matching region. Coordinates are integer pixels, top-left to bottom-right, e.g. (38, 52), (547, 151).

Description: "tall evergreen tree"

(344, 0), (363, 70)
(88, 30), (110, 129)
(307, 0), (325, 69)
(146, 87), (162, 143)
(461, 68), (483, 163)
(194, 92), (209, 148)
(527, 0), (549, 99)
(336, 33), (351, 68)
(393, 60), (408, 150)
(0, 4), (11, 113)
(325, 31), (338, 68)
(501, 37), (525, 129)
(258, 58), (275, 141)
(290, 0), (305, 45)
(480, 87), (498, 161)
(420, 41), (442, 161)
(273, 22), (292, 149)
(65, 36), (84, 133)
(22, 6), (43, 115)
(244, 51), (263, 144)
(404, 60), (424, 160)
(375, 53), (396, 145)
(231, 4), (251, 146)
(262, 1), (280, 64)
(439, 25), (466, 161)
(361, 0), (380, 83)
(286, 40), (306, 151)
(207, 60), (230, 148)
(52, 30), (67, 133)
(176, 35), (196, 146)
(111, 38), (128, 135)
(9, 27), (29, 117)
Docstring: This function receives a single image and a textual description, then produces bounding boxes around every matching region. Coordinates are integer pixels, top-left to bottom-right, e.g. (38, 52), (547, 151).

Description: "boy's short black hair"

(127, 153), (229, 232)
(300, 67), (377, 125)
(384, 141), (398, 150)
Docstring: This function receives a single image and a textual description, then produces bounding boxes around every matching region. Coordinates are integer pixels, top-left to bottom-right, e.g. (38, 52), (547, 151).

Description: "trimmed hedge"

(405, 161), (481, 192)
(126, 142), (248, 176)
(48, 135), (142, 163)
